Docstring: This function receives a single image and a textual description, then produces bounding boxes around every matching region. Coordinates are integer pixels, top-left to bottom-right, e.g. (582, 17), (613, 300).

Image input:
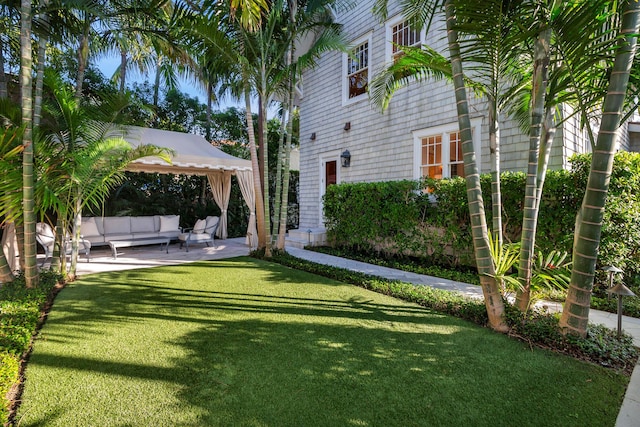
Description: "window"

(347, 41), (368, 99)
(413, 119), (482, 179)
(390, 19), (422, 61)
(386, 17), (425, 64)
(343, 33), (372, 104)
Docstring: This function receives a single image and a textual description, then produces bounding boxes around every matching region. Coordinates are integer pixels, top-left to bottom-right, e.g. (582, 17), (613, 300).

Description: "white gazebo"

(121, 126), (257, 249)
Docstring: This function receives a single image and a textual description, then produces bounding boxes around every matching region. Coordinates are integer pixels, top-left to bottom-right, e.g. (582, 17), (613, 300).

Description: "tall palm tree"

(372, 0), (508, 331)
(560, 0), (640, 337)
(272, 0), (345, 250)
(21, 0), (38, 287)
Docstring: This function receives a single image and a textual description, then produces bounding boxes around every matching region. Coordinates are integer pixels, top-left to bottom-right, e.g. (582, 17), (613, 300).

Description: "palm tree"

(372, 0), (508, 331)
(21, 0), (38, 287)
(272, 0), (345, 250)
(560, 0), (640, 337)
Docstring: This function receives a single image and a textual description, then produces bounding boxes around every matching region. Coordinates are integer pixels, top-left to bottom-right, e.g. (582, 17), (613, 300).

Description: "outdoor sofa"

(80, 215), (182, 247)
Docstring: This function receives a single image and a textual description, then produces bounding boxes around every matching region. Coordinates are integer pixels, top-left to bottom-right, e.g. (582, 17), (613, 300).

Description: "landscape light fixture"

(607, 282), (636, 338)
(601, 265), (623, 301)
(341, 149), (351, 167)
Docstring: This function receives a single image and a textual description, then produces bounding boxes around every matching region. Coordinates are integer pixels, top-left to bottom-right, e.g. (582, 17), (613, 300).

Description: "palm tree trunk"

(244, 83), (266, 249)
(445, 0), (507, 332)
(535, 108), (556, 207)
(69, 198), (82, 279)
(119, 49), (127, 93)
(516, 26), (551, 311)
(34, 0), (49, 129)
(259, 64), (271, 256)
(560, 0), (640, 337)
(21, 0), (38, 288)
(0, 36), (7, 99)
(488, 97), (502, 246)
(206, 82), (213, 141)
(75, 23), (90, 100)
(153, 56), (162, 108)
(277, 97), (295, 250)
(271, 100), (287, 240)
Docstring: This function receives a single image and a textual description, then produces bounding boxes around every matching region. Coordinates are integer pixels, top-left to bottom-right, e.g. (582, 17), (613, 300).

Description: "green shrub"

(0, 270), (62, 424)
(322, 152), (640, 285)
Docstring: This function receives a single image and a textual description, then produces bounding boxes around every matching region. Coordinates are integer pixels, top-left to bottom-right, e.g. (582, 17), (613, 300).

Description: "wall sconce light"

(310, 132), (316, 141)
(340, 149), (351, 167)
(343, 122), (351, 131)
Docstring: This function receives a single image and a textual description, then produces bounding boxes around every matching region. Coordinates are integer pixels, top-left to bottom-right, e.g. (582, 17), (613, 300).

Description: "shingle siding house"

(287, 1), (625, 245)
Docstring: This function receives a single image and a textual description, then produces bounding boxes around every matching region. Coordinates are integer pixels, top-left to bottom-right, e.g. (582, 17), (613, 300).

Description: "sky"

(96, 56), (247, 112)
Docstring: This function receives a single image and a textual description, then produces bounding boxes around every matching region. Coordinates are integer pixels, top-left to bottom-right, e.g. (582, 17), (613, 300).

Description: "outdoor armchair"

(178, 216), (219, 252)
(36, 222), (91, 266)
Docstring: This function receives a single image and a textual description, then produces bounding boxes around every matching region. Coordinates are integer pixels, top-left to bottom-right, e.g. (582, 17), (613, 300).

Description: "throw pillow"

(193, 219), (206, 234)
(81, 219), (100, 237)
(159, 215), (180, 232)
(205, 216), (219, 233)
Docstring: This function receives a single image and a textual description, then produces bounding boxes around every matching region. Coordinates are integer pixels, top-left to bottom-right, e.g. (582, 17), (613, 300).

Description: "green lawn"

(16, 258), (627, 427)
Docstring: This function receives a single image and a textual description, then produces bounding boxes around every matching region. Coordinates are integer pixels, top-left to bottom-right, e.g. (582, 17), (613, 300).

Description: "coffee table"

(108, 237), (171, 259)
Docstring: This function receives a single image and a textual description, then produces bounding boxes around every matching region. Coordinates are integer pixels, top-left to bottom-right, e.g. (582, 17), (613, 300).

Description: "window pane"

(449, 131), (464, 177)
(421, 135), (442, 179)
(348, 41), (368, 98)
(392, 20), (422, 60)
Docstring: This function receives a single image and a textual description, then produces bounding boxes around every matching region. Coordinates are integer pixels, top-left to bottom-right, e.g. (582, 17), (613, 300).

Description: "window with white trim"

(348, 41), (368, 98)
(342, 32), (372, 105)
(413, 119), (482, 179)
(386, 16), (425, 64)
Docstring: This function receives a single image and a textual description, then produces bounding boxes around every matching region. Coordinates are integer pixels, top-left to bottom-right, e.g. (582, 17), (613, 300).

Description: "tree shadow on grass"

(16, 258), (625, 426)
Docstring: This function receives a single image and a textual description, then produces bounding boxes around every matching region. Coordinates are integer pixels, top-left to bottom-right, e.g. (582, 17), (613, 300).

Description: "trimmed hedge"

(323, 152), (640, 293)
(0, 271), (61, 424)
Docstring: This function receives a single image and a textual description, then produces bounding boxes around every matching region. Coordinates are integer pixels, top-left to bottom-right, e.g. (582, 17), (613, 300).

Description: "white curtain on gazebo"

(236, 170), (257, 249)
(1, 223), (18, 273)
(207, 171), (232, 239)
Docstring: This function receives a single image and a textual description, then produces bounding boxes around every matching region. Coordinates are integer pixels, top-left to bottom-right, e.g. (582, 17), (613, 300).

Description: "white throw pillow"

(159, 215), (180, 232)
(193, 219), (206, 234)
(205, 216), (219, 233)
(81, 219), (100, 237)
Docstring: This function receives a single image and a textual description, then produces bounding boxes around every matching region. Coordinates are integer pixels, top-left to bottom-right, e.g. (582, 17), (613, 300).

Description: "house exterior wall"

(298, 1), (589, 228)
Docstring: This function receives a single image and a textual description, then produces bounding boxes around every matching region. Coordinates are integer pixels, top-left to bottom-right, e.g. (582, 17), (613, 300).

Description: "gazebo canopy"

(118, 126), (256, 247)
(122, 126), (252, 174)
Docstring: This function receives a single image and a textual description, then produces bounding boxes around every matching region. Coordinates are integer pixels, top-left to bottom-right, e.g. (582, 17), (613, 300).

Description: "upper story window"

(348, 41), (369, 99)
(413, 119), (482, 180)
(390, 19), (422, 61)
(342, 32), (373, 105)
(386, 16), (425, 64)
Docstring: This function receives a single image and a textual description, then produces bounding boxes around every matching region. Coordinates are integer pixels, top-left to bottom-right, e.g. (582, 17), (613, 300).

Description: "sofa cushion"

(159, 215), (180, 232)
(81, 218), (101, 237)
(131, 216), (156, 233)
(193, 219), (206, 234)
(104, 217), (131, 235)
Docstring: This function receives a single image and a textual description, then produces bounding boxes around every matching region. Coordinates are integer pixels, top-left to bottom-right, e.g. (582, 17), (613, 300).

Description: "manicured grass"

(16, 258), (627, 426)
